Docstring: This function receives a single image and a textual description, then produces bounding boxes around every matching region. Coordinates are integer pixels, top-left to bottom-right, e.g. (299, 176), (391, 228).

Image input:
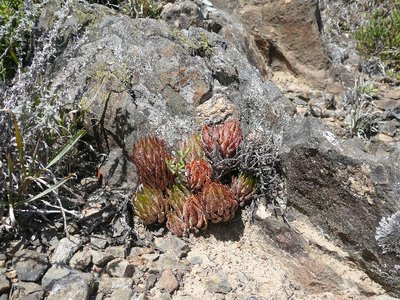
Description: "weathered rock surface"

(205, 271), (232, 294)
(12, 249), (49, 282)
(46, 274), (92, 300)
(0, 269), (9, 294)
(106, 258), (135, 277)
(91, 250), (114, 267)
(156, 269), (180, 294)
(222, 0), (329, 89)
(282, 117), (400, 294)
(154, 236), (189, 258)
(97, 276), (134, 299)
(36, 0), (290, 187)
(69, 249), (92, 271)
(105, 246), (127, 259)
(41, 265), (94, 293)
(13, 282), (44, 300)
(50, 236), (82, 264)
(161, 1), (202, 29)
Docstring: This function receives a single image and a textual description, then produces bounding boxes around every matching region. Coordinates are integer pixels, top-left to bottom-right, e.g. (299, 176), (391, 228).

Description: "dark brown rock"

(233, 0), (329, 88)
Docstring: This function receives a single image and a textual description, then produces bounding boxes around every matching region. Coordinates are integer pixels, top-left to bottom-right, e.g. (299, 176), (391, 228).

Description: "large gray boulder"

(37, 0), (290, 186)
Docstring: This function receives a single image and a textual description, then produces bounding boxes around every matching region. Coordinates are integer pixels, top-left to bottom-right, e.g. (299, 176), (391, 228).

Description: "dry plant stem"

(235, 133), (284, 213)
(54, 194), (69, 238)
(18, 208), (75, 215)
(40, 200), (81, 217)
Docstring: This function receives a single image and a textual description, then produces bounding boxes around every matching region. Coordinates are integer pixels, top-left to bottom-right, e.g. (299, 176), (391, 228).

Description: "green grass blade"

(0, 178), (67, 206)
(22, 174), (75, 205)
(28, 139), (40, 176)
(0, 109), (25, 178)
(46, 129), (86, 170)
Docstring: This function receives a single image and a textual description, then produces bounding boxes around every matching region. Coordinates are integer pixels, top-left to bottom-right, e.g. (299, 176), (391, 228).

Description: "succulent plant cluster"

(131, 119), (258, 237)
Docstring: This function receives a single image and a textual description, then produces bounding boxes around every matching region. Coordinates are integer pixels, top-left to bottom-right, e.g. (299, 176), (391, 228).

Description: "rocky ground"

(1, 0), (400, 299)
(0, 202), (393, 300)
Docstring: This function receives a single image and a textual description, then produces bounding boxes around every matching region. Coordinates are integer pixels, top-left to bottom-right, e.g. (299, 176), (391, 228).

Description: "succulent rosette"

(133, 187), (169, 224)
(132, 136), (174, 191)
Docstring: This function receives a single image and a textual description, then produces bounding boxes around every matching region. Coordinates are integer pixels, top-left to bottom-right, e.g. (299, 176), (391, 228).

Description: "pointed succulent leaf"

(200, 181), (238, 223)
(218, 119), (242, 158)
(185, 158), (212, 190)
(133, 187), (168, 224)
(132, 136), (174, 191)
(183, 195), (208, 231)
(201, 119), (242, 160)
(167, 184), (192, 211)
(230, 173), (257, 207)
(166, 210), (188, 237)
(201, 124), (220, 158)
(182, 133), (205, 162)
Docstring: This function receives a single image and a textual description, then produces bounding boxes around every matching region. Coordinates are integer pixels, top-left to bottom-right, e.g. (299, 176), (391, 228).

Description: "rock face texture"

(282, 117), (400, 293)
(217, 0), (329, 88)
(32, 0), (400, 296)
(12, 250), (49, 282)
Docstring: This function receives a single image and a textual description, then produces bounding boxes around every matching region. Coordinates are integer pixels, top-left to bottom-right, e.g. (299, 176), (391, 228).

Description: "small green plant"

(376, 211), (400, 257)
(124, 0), (162, 18)
(357, 82), (379, 98)
(347, 99), (379, 140)
(345, 76), (380, 140)
(354, 0), (400, 76)
(174, 30), (214, 58)
(0, 109), (85, 230)
(0, 0), (43, 82)
(0, 0), (25, 81)
(87, 0), (163, 18)
(133, 187), (168, 224)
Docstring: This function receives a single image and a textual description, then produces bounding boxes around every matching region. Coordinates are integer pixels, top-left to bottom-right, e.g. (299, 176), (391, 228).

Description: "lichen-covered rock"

(31, 0), (288, 187)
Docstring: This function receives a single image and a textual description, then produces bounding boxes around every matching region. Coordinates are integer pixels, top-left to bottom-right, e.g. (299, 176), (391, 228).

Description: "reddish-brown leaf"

(166, 210), (188, 237)
(186, 159), (212, 190)
(132, 136), (174, 191)
(200, 181), (238, 223)
(201, 124), (220, 158)
(183, 195), (208, 231)
(218, 119), (242, 158)
(230, 173), (257, 207)
(201, 119), (242, 160)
